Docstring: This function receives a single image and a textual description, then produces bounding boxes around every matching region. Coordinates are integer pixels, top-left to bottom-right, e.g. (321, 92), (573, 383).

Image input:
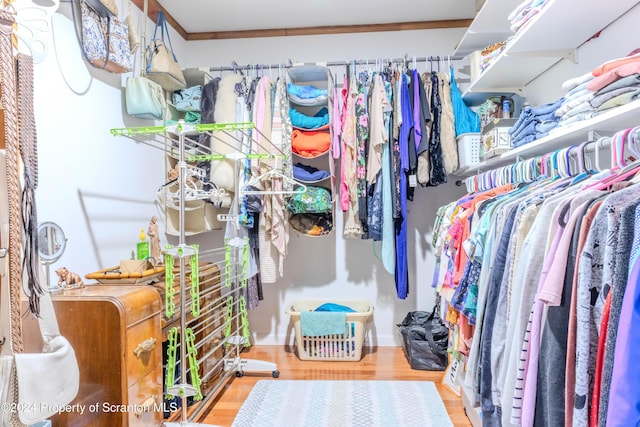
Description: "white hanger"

(9, 0), (60, 63)
(240, 157), (307, 196)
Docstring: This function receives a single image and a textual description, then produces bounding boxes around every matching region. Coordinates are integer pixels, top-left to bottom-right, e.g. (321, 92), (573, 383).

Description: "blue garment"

(536, 120), (559, 134)
(300, 311), (346, 336)
(380, 80), (395, 274)
(509, 99), (563, 137)
(513, 134), (537, 148)
(293, 163), (330, 182)
(287, 83), (328, 99)
(289, 107), (330, 129)
(511, 120), (538, 141)
(531, 98), (564, 116)
(395, 75), (412, 299)
(314, 303), (356, 312)
(479, 207), (518, 426)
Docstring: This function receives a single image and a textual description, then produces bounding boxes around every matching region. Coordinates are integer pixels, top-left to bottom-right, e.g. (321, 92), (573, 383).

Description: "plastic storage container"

(285, 300), (373, 361)
(456, 132), (482, 169)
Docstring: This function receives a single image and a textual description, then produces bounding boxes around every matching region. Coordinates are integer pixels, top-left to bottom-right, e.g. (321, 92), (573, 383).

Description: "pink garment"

(591, 50), (640, 77)
(538, 196), (600, 305)
(340, 76), (356, 212)
(332, 82), (342, 159)
(587, 61), (640, 92)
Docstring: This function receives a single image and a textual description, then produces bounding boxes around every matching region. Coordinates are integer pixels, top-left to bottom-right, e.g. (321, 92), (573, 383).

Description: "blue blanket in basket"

(300, 303), (356, 337)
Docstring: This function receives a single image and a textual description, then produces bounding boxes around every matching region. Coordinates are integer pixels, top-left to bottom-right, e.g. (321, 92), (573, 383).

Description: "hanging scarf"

(17, 53), (43, 316)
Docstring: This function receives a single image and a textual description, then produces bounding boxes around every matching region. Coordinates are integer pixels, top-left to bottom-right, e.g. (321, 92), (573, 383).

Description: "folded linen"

(287, 83), (328, 99)
(590, 86), (640, 108)
(292, 129), (331, 157)
(561, 71), (594, 92)
(289, 92), (329, 106)
(588, 62), (640, 92)
(290, 107), (330, 129)
(300, 311), (347, 336)
(595, 89), (640, 112)
(594, 73), (640, 97)
(293, 163), (330, 182)
(591, 49), (640, 77)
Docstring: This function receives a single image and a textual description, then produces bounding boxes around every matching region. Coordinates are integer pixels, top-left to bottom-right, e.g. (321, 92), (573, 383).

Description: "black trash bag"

(397, 305), (449, 371)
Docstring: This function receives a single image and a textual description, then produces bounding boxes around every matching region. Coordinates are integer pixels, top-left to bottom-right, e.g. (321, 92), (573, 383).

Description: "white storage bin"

(285, 300), (373, 361)
(457, 132), (482, 169)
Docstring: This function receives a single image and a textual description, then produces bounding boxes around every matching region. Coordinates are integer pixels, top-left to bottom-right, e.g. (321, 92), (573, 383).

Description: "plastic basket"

(285, 300), (373, 361)
(457, 132), (481, 169)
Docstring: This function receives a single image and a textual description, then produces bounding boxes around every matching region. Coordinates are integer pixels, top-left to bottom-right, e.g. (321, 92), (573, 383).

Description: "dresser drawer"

(127, 315), (162, 383)
(127, 364), (163, 427)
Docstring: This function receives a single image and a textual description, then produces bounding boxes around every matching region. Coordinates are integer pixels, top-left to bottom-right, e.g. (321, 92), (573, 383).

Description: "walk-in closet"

(1, 0), (639, 426)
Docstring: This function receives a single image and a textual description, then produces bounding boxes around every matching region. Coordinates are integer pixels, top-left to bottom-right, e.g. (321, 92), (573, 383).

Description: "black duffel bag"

(397, 304), (449, 371)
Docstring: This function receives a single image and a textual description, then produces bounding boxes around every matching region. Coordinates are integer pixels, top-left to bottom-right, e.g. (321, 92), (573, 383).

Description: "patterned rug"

(232, 380), (454, 427)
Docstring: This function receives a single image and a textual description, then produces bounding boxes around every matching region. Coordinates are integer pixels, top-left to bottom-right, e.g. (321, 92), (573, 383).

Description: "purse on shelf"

(125, 76), (166, 120)
(286, 186), (332, 214)
(77, 0), (133, 73)
(144, 11), (186, 92)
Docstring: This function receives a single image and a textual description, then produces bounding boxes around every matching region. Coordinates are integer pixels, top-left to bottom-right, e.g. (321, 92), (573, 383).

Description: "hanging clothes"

(342, 68), (364, 238)
(432, 152), (640, 427)
(355, 72), (370, 237)
(394, 73), (412, 299)
(427, 72), (447, 186)
(437, 70), (459, 174)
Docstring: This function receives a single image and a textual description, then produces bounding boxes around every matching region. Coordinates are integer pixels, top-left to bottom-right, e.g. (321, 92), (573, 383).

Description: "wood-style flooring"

(199, 345), (472, 426)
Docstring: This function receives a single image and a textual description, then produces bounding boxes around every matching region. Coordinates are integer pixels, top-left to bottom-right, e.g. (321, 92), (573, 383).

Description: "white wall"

(180, 28), (469, 346)
(33, 5), (467, 347)
(34, 5), (165, 282)
(525, 3), (640, 105)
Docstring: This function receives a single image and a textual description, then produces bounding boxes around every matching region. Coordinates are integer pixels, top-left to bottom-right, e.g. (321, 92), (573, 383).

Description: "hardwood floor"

(199, 345), (472, 426)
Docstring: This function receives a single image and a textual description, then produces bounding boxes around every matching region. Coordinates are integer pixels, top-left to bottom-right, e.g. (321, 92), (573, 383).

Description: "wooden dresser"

(24, 285), (164, 426)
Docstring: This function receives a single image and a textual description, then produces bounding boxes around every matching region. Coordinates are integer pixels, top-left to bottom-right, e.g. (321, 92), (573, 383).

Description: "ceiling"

(131, 0), (476, 41)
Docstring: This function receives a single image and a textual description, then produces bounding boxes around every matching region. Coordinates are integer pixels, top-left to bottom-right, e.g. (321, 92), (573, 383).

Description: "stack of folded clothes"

(587, 49), (640, 112)
(289, 107), (330, 130)
(287, 83), (328, 106)
(508, 0), (551, 34)
(292, 129), (331, 157)
(554, 73), (596, 127)
(479, 41), (508, 73)
(553, 49), (640, 129)
(507, 98), (563, 147)
(293, 163), (330, 182)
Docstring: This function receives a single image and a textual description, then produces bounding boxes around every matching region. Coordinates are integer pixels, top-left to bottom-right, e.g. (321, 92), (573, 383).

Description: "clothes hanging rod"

(208, 55), (458, 73)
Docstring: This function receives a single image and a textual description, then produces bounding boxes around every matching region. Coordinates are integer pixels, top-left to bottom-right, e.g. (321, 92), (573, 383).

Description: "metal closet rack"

(110, 121), (283, 425)
(206, 55), (459, 73)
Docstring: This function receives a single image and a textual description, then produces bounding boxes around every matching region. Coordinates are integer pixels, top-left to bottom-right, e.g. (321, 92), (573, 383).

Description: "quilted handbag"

(79, 0), (132, 73)
(125, 76), (166, 120)
(144, 11), (186, 91)
(286, 186), (332, 214)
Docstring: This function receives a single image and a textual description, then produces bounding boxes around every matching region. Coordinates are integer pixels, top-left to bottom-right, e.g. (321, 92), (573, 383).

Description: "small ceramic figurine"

(147, 215), (162, 265)
(55, 267), (84, 289)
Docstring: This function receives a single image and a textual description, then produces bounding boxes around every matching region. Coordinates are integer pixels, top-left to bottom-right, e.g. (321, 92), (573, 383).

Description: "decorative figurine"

(147, 215), (162, 265)
(55, 267), (84, 289)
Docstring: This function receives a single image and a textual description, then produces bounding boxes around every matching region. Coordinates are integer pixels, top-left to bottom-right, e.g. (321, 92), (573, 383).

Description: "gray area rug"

(232, 380), (454, 426)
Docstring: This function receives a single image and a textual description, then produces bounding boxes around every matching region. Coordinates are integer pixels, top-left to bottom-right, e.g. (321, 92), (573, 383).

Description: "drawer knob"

(134, 396), (157, 418)
(133, 337), (157, 358)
